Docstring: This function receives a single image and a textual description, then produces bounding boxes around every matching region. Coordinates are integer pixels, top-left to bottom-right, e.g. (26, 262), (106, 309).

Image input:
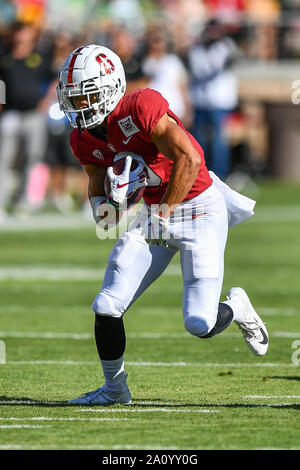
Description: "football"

(104, 153), (146, 209)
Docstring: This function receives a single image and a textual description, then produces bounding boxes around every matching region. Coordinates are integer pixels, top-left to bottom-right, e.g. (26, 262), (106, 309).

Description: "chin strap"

(76, 115), (83, 132)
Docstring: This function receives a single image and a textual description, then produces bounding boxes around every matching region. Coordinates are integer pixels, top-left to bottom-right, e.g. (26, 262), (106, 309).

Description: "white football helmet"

(57, 44), (126, 130)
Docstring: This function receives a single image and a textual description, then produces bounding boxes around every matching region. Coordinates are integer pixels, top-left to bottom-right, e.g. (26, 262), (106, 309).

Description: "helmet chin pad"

(76, 109), (104, 131)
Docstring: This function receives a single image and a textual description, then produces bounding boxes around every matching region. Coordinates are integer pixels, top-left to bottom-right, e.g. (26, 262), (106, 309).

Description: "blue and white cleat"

(227, 287), (269, 356)
(69, 385), (131, 406)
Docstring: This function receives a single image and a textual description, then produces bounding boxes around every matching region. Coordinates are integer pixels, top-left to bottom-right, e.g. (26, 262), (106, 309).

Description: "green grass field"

(0, 180), (299, 450)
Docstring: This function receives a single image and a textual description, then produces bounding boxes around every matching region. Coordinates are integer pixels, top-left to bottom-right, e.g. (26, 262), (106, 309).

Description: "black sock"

(94, 314), (126, 360)
(201, 303), (233, 338)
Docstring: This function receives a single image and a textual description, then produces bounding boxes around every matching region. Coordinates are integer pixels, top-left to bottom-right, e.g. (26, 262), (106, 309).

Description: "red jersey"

(70, 88), (212, 205)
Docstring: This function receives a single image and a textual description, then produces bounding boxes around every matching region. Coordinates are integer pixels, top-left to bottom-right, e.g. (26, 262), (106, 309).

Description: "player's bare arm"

(84, 164), (106, 199)
(84, 164), (121, 225)
(151, 113), (201, 218)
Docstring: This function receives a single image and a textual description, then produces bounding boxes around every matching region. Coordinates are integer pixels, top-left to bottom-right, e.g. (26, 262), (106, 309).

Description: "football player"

(57, 45), (269, 405)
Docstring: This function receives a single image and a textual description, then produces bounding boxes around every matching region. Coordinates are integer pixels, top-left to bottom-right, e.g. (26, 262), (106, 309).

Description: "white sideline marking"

(0, 445), (23, 449)
(272, 332), (300, 338)
(0, 266), (105, 281)
(5, 361), (295, 367)
(77, 408), (220, 414)
(259, 308), (298, 316)
(0, 443), (298, 450)
(71, 445), (179, 450)
(249, 403), (299, 408)
(0, 331), (299, 340)
(242, 395), (300, 399)
(0, 331), (92, 340)
(0, 305), (90, 313)
(0, 417), (132, 422)
(248, 205), (300, 223)
(0, 425), (50, 429)
(0, 205), (299, 233)
(0, 264), (180, 281)
(7, 263), (300, 283)
(0, 305), (297, 317)
(77, 403), (300, 413)
(0, 213), (91, 232)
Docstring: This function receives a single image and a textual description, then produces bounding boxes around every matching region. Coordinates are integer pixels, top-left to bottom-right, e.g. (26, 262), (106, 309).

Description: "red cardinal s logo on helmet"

(96, 53), (115, 75)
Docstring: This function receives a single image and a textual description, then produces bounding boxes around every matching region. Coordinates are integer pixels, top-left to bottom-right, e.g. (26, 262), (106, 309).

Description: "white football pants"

(92, 184), (228, 337)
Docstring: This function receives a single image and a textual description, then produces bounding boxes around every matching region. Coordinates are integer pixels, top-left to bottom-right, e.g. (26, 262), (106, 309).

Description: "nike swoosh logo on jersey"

(122, 136), (132, 145)
(117, 178), (139, 189)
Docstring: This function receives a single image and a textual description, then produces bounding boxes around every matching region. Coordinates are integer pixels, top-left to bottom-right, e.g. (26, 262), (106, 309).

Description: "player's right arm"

(83, 164), (108, 225)
(83, 164), (121, 228)
(84, 164), (106, 199)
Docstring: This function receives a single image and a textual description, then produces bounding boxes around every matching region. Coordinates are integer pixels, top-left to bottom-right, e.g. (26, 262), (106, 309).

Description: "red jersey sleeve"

(69, 129), (115, 167)
(70, 130), (86, 165)
(134, 88), (169, 138)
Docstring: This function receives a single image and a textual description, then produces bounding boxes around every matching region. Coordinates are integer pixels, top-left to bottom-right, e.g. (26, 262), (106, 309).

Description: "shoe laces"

(79, 387), (102, 399)
(238, 320), (265, 340)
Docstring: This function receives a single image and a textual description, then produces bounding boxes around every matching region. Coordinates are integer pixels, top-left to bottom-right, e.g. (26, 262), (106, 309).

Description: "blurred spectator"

(204, 0), (246, 22)
(110, 26), (149, 93)
(13, 0), (46, 27)
(0, 0), (17, 33)
(245, 0), (280, 22)
(107, 0), (146, 37)
(142, 28), (193, 128)
(0, 21), (55, 218)
(42, 31), (84, 213)
(187, 19), (239, 179)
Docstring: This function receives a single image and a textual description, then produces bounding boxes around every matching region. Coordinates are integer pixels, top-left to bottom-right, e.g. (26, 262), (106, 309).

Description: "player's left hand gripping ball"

(144, 213), (170, 247)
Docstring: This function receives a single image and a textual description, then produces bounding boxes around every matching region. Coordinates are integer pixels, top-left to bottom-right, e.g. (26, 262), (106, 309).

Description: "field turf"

(0, 180), (299, 451)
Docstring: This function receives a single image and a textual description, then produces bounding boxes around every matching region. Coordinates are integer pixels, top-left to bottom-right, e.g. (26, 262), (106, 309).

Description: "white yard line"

(0, 444), (180, 450)
(0, 425), (50, 429)
(0, 443), (298, 450)
(242, 395), (300, 399)
(0, 205), (300, 233)
(2, 264), (300, 285)
(0, 266), (105, 281)
(0, 264), (181, 281)
(4, 361), (295, 368)
(258, 308), (298, 316)
(77, 408), (220, 413)
(0, 213), (91, 232)
(0, 331), (299, 340)
(0, 305), (297, 317)
(0, 417), (132, 422)
(272, 332), (300, 338)
(0, 445), (23, 449)
(0, 265), (180, 280)
(77, 403), (299, 412)
(0, 332), (92, 339)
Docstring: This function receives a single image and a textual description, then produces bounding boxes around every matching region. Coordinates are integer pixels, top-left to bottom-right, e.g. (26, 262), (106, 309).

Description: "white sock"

(222, 296), (245, 323)
(100, 356), (127, 392)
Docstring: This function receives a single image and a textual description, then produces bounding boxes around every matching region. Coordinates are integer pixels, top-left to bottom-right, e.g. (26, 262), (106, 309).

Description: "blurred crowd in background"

(0, 0), (299, 221)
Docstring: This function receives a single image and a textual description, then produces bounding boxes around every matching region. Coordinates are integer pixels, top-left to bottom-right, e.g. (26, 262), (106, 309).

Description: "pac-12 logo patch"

(117, 116), (139, 138)
(92, 149), (104, 160)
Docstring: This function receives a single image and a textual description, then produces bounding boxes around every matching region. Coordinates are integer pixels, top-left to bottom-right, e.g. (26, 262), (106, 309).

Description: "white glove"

(143, 213), (170, 247)
(106, 155), (147, 207)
